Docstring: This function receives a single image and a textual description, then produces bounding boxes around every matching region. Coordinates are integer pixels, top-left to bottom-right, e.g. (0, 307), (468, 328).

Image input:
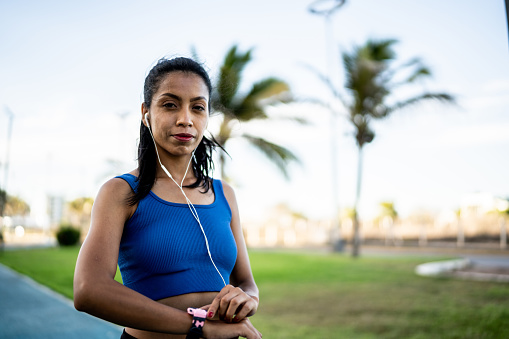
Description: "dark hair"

(128, 57), (223, 205)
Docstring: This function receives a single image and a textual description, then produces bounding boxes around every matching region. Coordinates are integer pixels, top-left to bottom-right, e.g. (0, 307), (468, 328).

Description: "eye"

(163, 102), (177, 109)
(193, 105), (206, 112)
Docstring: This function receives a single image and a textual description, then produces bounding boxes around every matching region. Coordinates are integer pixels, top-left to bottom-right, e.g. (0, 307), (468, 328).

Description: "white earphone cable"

(145, 117), (227, 286)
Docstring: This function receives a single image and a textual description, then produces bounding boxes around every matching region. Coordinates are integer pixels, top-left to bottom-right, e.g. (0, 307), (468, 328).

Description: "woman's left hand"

(202, 285), (259, 323)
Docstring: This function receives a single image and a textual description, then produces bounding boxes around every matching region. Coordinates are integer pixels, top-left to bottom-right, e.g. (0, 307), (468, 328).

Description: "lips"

(173, 133), (194, 142)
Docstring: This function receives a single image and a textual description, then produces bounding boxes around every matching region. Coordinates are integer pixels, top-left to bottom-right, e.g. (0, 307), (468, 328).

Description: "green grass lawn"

(1, 247), (508, 338)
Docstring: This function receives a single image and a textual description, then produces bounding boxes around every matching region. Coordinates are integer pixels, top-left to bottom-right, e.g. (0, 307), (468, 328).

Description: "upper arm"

(221, 181), (257, 293)
(75, 178), (134, 284)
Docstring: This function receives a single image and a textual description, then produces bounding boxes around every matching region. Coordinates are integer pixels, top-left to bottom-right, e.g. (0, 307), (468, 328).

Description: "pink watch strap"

(186, 308), (207, 339)
(187, 307), (207, 319)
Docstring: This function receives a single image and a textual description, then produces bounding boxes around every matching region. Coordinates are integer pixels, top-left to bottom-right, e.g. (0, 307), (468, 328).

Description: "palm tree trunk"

(500, 217), (507, 250)
(352, 145), (363, 257)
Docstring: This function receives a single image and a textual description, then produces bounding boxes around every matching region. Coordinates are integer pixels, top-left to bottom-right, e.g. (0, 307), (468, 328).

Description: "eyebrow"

(159, 93), (208, 102)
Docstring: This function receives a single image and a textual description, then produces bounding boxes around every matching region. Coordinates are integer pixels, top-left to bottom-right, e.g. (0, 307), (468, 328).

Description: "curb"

(415, 259), (509, 283)
(415, 258), (471, 276)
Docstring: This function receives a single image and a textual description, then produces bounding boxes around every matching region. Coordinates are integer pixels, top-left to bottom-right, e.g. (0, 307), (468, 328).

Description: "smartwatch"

(186, 307), (207, 339)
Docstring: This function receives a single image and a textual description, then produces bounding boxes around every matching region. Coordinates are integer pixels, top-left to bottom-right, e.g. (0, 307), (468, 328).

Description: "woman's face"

(143, 71), (210, 158)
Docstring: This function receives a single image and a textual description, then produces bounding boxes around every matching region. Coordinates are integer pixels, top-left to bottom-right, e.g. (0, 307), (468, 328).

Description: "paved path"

(0, 263), (122, 339)
(464, 253), (509, 268)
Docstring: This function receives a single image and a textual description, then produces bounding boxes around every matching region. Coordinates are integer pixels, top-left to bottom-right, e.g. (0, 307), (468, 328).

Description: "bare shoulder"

(219, 180), (237, 202)
(93, 176), (136, 218)
(77, 177), (135, 281)
(99, 177), (133, 201)
(219, 180), (241, 214)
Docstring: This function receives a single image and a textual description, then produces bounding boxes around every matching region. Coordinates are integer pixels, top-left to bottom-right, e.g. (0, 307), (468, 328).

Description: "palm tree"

(3, 193), (30, 216)
(495, 200), (508, 249)
(211, 45), (300, 180)
(378, 201), (398, 245)
(333, 39), (455, 256)
(0, 189), (6, 217)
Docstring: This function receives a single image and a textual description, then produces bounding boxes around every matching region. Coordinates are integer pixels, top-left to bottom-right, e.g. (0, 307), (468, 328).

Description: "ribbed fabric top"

(115, 173), (237, 301)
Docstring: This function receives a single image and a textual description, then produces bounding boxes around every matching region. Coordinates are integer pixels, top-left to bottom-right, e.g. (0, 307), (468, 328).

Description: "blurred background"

(1, 0), (508, 251)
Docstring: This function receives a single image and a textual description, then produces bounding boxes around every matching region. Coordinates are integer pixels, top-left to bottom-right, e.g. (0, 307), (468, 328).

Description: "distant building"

(460, 192), (509, 217)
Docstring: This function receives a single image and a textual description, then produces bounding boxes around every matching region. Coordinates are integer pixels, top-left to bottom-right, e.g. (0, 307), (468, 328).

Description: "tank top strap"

(115, 173), (139, 193)
(212, 179), (232, 215)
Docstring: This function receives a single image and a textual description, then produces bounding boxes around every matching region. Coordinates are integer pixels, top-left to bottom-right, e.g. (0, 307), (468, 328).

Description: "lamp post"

(308, 0), (347, 251)
(1, 107), (14, 217)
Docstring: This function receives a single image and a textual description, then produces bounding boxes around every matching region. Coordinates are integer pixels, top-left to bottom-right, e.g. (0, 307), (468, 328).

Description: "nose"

(176, 108), (193, 127)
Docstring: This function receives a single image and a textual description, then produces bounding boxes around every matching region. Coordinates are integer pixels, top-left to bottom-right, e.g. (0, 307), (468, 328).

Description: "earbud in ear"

(144, 113), (150, 129)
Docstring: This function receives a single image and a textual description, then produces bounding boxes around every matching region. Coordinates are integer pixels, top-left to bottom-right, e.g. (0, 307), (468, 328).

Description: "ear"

(141, 103), (149, 127)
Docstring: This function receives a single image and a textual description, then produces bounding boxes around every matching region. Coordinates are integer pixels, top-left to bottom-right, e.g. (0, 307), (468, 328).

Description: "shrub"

(56, 225), (81, 246)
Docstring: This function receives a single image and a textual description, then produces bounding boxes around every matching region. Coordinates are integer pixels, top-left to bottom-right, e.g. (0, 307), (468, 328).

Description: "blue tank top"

(115, 174), (238, 300)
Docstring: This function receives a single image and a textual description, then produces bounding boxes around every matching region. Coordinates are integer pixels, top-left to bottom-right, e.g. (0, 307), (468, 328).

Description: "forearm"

(75, 278), (262, 338)
(74, 278), (191, 334)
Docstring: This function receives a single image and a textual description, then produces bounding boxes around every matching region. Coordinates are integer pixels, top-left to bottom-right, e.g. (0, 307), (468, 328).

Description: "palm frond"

(247, 78), (289, 100)
(276, 115), (309, 125)
(216, 45), (253, 109)
(406, 66), (431, 82)
(301, 62), (347, 106)
(364, 39), (399, 61)
(234, 78), (290, 121)
(256, 112), (309, 125)
(388, 63), (432, 88)
(386, 93), (456, 115)
(242, 134), (300, 180)
(189, 45), (201, 64)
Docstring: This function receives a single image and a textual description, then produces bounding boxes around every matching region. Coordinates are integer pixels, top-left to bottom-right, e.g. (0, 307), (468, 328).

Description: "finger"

(207, 298), (219, 319)
(233, 298), (257, 322)
(219, 288), (246, 322)
(217, 286), (240, 320)
(250, 326), (262, 339)
(227, 289), (258, 322)
(200, 304), (220, 320)
(208, 285), (234, 319)
(242, 319), (262, 339)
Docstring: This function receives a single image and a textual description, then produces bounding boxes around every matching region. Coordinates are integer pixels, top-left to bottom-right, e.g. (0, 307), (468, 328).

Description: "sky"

(0, 0), (508, 223)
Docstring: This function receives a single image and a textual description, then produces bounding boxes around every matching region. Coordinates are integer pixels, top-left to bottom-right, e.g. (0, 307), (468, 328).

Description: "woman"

(74, 57), (261, 339)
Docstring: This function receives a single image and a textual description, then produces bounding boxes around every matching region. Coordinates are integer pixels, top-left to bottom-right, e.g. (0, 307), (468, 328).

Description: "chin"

(170, 146), (195, 156)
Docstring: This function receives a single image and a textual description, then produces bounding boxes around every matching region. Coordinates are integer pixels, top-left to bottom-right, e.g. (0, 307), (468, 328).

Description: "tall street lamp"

(1, 106), (14, 217)
(308, 0), (347, 251)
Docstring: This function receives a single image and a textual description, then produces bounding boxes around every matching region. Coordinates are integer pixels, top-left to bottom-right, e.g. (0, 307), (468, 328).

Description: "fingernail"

(207, 311), (214, 318)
